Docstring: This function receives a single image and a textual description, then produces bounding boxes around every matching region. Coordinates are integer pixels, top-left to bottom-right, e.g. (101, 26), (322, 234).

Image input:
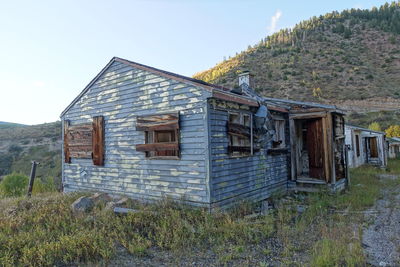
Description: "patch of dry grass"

(1, 159), (399, 266)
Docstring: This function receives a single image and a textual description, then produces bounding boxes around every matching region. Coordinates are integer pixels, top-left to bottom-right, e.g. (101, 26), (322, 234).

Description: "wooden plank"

(290, 108), (327, 114)
(227, 122), (251, 137)
(227, 146), (259, 153)
(212, 90), (259, 107)
(136, 142), (179, 152)
(64, 120), (71, 163)
(136, 120), (179, 131)
(66, 122), (93, 159)
(70, 151), (92, 158)
(250, 114), (253, 155)
(289, 112), (327, 120)
(370, 137), (378, 157)
(69, 124), (93, 132)
(137, 113), (178, 123)
(92, 116), (105, 166)
(326, 113), (335, 184)
(307, 118), (325, 180)
(322, 117), (330, 183)
(289, 119), (296, 181)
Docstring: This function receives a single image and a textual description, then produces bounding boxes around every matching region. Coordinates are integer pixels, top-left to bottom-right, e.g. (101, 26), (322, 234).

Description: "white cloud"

(268, 10), (282, 34)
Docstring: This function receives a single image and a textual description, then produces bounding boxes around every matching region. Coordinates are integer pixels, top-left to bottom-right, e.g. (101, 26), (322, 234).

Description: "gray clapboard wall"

(62, 60), (212, 206)
(208, 103), (289, 208)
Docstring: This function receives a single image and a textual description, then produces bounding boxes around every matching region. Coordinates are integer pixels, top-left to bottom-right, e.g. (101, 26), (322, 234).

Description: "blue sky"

(0, 0), (390, 125)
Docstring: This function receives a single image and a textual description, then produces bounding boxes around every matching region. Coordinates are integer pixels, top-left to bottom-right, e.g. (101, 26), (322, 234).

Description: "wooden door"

(307, 119), (325, 179)
(369, 137), (378, 158)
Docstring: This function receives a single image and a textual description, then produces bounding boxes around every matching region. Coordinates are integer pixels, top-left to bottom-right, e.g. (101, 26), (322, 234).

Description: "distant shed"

(345, 125), (387, 168)
(388, 137), (400, 159)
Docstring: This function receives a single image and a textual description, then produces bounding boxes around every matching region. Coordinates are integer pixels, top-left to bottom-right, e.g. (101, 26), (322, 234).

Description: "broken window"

(227, 112), (252, 156)
(136, 113), (180, 159)
(272, 119), (285, 149)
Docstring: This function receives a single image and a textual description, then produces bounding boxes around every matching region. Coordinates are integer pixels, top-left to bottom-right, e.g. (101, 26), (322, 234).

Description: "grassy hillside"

(0, 121), (26, 128)
(347, 110), (400, 129)
(194, 2), (400, 106)
(0, 122), (62, 188)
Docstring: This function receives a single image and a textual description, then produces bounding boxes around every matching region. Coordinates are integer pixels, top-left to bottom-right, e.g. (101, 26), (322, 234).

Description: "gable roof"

(60, 57), (264, 117)
(388, 137), (400, 142)
(345, 124), (386, 135)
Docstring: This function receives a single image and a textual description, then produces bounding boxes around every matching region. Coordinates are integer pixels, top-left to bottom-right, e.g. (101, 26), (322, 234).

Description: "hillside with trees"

(0, 122), (62, 188)
(194, 2), (400, 130)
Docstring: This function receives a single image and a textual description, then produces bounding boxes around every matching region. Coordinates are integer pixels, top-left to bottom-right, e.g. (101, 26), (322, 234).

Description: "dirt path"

(363, 174), (400, 266)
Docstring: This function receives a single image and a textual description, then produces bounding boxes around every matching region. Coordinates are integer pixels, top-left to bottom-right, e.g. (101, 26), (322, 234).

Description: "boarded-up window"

(63, 116), (105, 166)
(273, 119), (285, 148)
(136, 113), (180, 159)
(227, 112), (252, 156)
(355, 134), (360, 157)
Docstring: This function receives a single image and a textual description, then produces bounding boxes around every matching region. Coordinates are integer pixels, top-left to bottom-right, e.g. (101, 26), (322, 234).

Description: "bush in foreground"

(0, 172), (28, 197)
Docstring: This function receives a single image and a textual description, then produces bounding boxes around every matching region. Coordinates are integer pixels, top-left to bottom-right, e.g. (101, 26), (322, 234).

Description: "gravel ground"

(104, 239), (288, 267)
(363, 175), (400, 266)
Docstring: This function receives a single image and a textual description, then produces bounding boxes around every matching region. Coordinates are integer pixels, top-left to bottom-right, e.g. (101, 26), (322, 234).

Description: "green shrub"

(32, 177), (57, 194)
(0, 172), (28, 197)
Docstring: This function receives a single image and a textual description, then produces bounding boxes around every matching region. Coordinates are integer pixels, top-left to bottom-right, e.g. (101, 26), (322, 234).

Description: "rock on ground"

(71, 196), (95, 214)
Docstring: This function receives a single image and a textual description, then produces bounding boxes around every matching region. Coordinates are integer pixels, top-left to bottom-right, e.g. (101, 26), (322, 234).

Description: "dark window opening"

(355, 134), (360, 157)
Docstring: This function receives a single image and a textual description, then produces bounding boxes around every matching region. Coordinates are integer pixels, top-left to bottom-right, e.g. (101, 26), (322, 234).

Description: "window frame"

(144, 129), (179, 159)
(227, 111), (253, 157)
(272, 116), (286, 149)
(135, 112), (180, 160)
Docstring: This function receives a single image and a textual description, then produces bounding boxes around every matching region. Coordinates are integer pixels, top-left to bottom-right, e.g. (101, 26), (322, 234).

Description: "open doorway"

(365, 136), (378, 162)
(294, 118), (325, 180)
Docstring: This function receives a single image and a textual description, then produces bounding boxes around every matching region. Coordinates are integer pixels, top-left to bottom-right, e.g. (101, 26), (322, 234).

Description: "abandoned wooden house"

(60, 57), (349, 208)
(345, 125), (387, 168)
(258, 97), (349, 192)
(388, 137), (400, 159)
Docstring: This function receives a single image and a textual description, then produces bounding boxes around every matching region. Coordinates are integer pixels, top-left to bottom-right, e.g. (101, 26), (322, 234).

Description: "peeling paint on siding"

(62, 61), (212, 205)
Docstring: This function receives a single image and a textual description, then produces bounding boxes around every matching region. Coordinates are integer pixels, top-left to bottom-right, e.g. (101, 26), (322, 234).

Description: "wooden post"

(250, 114), (253, 155)
(289, 118), (297, 181)
(27, 161), (39, 197)
(345, 145), (350, 187)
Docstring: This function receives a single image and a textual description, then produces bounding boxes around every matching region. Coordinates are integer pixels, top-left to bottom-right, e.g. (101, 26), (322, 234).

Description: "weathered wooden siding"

(61, 61), (212, 205)
(208, 102), (289, 208)
(345, 127), (365, 168)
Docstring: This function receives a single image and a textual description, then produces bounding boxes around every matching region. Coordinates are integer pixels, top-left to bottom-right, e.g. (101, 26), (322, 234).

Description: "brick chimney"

(238, 71), (254, 88)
